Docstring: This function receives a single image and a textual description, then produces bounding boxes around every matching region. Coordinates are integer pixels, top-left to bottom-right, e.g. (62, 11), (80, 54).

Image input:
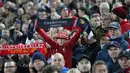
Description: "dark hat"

(112, 5), (128, 19)
(32, 51), (48, 65)
(106, 41), (121, 50)
(60, 5), (68, 11)
(76, 54), (90, 64)
(118, 50), (130, 59)
(59, 5), (68, 14)
(108, 22), (120, 29)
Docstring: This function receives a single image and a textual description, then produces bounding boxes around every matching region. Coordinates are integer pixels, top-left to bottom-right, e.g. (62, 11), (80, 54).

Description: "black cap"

(106, 41), (121, 50)
(76, 54), (90, 64)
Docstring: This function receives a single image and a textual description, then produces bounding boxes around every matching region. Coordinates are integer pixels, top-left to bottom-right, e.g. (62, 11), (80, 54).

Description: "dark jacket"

(84, 41), (101, 64)
(95, 26), (108, 44)
(96, 43), (111, 63)
(107, 59), (121, 73)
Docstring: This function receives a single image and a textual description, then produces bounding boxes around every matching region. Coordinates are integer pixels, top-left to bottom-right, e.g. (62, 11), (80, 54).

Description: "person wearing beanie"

(112, 5), (130, 45)
(60, 5), (69, 18)
(32, 51), (48, 73)
(112, 5), (130, 34)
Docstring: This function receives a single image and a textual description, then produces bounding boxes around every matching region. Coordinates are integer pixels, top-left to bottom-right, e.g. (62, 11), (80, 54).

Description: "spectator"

(84, 36), (101, 65)
(50, 8), (60, 19)
(60, 6), (68, 18)
(116, 50), (130, 73)
(51, 53), (69, 73)
(108, 22), (129, 50)
(112, 5), (130, 34)
(76, 54), (91, 73)
(92, 60), (108, 73)
(38, 8), (48, 19)
(2, 28), (13, 44)
(106, 41), (121, 73)
(4, 60), (18, 73)
(76, 0), (86, 8)
(17, 54), (30, 73)
(36, 26), (83, 68)
(78, 7), (90, 21)
(95, 13), (112, 44)
(90, 13), (101, 30)
(112, 5), (130, 45)
(99, 2), (110, 16)
(43, 65), (60, 73)
(32, 51), (48, 73)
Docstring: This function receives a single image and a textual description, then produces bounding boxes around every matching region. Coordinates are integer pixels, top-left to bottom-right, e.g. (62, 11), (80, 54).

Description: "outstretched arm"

(36, 28), (59, 48)
(68, 27), (83, 49)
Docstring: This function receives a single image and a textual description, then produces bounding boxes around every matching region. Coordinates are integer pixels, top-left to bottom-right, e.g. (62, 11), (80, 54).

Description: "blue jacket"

(96, 43), (111, 63)
(109, 35), (129, 51)
(96, 35), (129, 63)
(61, 67), (69, 73)
(107, 59), (121, 73)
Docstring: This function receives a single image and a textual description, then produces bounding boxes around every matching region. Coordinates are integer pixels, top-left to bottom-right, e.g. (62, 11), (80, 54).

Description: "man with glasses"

(4, 60), (17, 73)
(95, 13), (112, 44)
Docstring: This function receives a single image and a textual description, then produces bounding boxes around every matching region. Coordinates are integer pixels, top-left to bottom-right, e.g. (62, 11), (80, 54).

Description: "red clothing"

(120, 20), (130, 44)
(120, 20), (130, 34)
(118, 67), (130, 73)
(37, 27), (82, 68)
(126, 67), (130, 73)
(0, 0), (3, 7)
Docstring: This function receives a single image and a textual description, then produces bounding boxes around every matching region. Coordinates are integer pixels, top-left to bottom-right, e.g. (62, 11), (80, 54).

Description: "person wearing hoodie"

(32, 51), (48, 73)
(51, 53), (69, 73)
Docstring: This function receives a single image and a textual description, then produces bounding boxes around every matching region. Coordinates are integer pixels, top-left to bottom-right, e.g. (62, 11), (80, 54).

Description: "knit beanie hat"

(112, 5), (128, 19)
(32, 51), (48, 65)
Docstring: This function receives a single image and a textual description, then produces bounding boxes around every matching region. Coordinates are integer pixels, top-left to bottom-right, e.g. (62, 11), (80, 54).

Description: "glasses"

(4, 66), (16, 68)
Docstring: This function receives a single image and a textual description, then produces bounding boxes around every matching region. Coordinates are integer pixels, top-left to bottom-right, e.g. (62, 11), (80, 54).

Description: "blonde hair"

(92, 60), (107, 73)
(100, 2), (110, 16)
(67, 68), (81, 73)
